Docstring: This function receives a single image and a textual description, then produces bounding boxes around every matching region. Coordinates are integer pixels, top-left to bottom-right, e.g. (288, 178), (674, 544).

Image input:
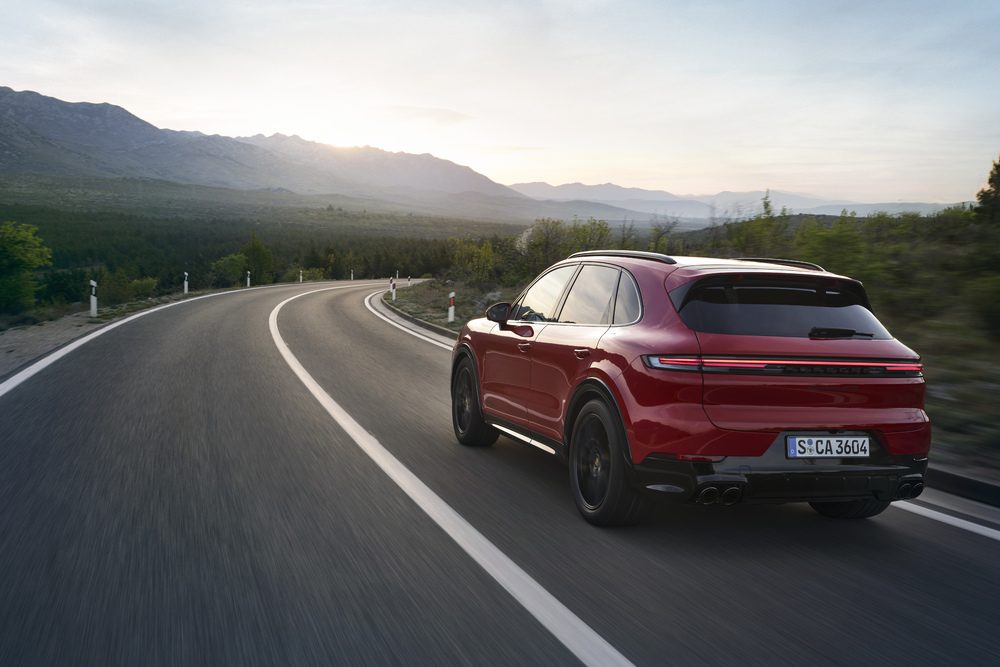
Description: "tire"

(451, 356), (498, 447)
(568, 399), (649, 526)
(809, 498), (892, 519)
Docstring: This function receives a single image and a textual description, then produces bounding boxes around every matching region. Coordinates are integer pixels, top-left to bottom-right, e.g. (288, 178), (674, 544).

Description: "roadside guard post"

(89, 280), (98, 317)
(246, 270), (251, 288)
(448, 291), (456, 323)
(299, 269), (303, 283)
(183, 271), (189, 295)
(390, 277), (396, 302)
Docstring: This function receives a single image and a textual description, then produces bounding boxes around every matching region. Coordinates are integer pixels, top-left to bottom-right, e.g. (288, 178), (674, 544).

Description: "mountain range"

(508, 182), (958, 219)
(0, 86), (961, 226)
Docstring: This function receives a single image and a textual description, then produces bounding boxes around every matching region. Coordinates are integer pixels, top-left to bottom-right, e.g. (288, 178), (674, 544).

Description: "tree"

(0, 221), (52, 313)
(975, 154), (1000, 225)
(615, 221), (636, 249)
(648, 219), (678, 253)
(241, 233), (274, 283)
(523, 219), (568, 274)
(211, 253), (248, 287)
(725, 191), (791, 257)
(568, 218), (611, 251)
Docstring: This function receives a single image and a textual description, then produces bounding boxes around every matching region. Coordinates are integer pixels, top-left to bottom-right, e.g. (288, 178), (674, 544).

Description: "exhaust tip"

(697, 487), (720, 505)
(910, 482), (924, 499)
(897, 483), (913, 500)
(721, 487), (743, 506)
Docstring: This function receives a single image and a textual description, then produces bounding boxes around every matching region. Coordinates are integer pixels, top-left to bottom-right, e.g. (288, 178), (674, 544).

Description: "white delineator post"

(390, 277), (396, 302)
(407, 276), (411, 286)
(299, 269), (303, 283)
(448, 291), (455, 323)
(89, 280), (98, 317)
(246, 270), (251, 288)
(183, 271), (189, 295)
(350, 269), (354, 281)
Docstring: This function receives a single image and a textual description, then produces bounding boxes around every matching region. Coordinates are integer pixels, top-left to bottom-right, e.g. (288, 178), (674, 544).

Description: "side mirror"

(486, 302), (511, 324)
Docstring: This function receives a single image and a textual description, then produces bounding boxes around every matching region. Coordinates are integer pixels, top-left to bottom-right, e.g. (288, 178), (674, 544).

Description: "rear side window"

(558, 265), (620, 324)
(613, 272), (641, 324)
(512, 265), (577, 322)
(674, 279), (892, 339)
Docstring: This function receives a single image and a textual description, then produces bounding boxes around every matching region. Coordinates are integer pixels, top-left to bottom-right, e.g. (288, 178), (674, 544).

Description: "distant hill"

(511, 181), (961, 219)
(0, 86), (961, 226)
(0, 86), (519, 196)
(510, 182), (680, 202)
(0, 86), (683, 224)
(237, 133), (516, 198)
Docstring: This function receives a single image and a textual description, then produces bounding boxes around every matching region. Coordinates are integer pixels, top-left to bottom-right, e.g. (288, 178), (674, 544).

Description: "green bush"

(130, 276), (158, 299)
(966, 275), (1000, 337)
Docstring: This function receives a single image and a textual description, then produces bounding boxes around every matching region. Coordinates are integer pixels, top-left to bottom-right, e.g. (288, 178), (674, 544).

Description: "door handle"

(517, 342), (531, 353)
(573, 348), (591, 359)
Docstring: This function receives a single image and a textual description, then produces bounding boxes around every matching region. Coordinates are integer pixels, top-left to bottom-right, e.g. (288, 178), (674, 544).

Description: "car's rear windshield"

(672, 277), (892, 339)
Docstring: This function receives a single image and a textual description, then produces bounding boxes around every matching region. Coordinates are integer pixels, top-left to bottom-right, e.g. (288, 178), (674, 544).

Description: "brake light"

(644, 355), (923, 376)
(649, 356), (701, 370)
(883, 363), (924, 372)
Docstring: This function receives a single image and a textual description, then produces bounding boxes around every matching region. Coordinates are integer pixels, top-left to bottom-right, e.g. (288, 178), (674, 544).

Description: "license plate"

(786, 435), (869, 458)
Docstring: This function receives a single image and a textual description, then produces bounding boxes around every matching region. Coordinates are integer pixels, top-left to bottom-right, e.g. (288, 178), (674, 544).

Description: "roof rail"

(567, 250), (677, 265)
(735, 257), (826, 272)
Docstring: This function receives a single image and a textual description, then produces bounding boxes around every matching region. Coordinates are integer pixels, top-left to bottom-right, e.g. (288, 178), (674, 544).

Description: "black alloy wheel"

(574, 414), (612, 510)
(569, 399), (649, 526)
(451, 356), (498, 447)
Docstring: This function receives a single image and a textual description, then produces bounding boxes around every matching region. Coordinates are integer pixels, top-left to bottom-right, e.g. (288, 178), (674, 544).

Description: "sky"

(2, 0), (998, 202)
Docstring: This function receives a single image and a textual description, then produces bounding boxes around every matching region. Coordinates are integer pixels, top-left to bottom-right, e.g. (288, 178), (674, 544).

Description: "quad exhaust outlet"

(896, 481), (924, 500)
(696, 487), (720, 505)
(695, 486), (744, 505)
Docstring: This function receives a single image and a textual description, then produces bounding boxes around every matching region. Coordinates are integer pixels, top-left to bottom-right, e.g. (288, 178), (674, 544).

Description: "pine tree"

(975, 155), (1000, 225)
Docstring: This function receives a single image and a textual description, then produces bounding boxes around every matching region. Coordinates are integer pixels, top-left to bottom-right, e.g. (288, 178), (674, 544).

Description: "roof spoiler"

(735, 257), (826, 272)
(568, 250), (677, 265)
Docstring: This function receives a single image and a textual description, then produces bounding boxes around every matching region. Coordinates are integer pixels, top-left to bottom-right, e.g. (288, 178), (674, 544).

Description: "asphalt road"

(1, 281), (998, 666)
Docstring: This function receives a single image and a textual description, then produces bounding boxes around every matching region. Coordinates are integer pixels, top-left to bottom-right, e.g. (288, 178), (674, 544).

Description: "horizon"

(3, 1), (999, 202)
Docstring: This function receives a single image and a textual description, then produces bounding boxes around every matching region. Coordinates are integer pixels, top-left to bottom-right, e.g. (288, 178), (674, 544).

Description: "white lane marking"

(271, 287), (632, 667)
(0, 282), (381, 401)
(895, 501), (1000, 542)
(359, 291), (1000, 548)
(363, 290), (453, 350)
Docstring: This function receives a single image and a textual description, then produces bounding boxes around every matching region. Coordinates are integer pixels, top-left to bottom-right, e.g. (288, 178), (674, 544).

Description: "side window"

(558, 265), (620, 325)
(511, 265), (577, 322)
(613, 271), (641, 324)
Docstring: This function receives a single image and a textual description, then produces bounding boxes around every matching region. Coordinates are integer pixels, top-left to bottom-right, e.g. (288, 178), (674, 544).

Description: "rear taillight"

(644, 355), (923, 377)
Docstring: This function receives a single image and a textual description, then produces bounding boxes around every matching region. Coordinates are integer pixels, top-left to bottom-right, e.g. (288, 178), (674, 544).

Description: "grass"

(385, 280), (520, 331)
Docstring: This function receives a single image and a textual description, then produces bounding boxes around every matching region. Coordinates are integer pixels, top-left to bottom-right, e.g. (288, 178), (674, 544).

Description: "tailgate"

(671, 272), (928, 433)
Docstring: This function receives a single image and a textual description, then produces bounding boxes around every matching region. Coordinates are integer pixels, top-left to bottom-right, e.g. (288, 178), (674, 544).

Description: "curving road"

(1, 281), (998, 666)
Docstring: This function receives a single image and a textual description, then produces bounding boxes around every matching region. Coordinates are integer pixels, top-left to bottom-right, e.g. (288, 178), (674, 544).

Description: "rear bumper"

(630, 436), (928, 504)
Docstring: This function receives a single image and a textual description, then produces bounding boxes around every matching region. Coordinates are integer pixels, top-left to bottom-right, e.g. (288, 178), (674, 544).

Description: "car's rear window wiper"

(809, 327), (875, 339)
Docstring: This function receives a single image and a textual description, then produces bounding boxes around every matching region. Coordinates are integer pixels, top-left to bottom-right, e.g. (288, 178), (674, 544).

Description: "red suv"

(450, 251), (930, 525)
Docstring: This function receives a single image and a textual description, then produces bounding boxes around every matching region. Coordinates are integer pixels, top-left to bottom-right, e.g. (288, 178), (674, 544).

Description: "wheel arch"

(451, 343), (478, 399)
(564, 377), (634, 463)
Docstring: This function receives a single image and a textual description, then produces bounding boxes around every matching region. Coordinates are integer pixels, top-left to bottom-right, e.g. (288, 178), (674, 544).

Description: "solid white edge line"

(363, 290), (453, 350)
(360, 289), (1000, 548)
(895, 501), (1000, 542)
(271, 287), (633, 667)
(0, 281), (381, 401)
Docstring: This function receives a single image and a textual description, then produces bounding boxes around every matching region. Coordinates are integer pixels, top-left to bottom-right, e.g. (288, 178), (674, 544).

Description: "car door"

(528, 264), (621, 443)
(480, 264), (578, 429)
